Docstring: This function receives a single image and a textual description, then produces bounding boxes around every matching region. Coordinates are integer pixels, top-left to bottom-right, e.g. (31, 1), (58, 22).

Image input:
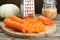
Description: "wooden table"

(0, 14), (60, 40)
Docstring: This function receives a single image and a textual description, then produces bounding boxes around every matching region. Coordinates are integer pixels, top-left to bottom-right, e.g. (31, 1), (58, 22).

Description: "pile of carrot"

(3, 15), (54, 33)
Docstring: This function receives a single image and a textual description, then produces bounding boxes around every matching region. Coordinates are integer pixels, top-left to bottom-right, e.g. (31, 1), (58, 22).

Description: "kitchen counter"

(0, 14), (60, 40)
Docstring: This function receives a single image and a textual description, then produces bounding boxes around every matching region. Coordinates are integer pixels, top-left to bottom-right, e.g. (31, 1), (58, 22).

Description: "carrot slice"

(37, 16), (54, 26)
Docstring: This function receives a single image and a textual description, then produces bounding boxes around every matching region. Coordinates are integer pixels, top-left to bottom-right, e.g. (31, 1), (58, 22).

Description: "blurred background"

(0, 0), (59, 14)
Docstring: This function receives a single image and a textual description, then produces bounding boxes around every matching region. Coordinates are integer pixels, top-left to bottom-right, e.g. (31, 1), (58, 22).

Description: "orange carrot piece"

(10, 15), (26, 24)
(37, 16), (54, 26)
(3, 18), (27, 33)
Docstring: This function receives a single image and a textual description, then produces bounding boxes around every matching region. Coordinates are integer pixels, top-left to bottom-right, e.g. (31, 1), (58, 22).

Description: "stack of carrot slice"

(3, 15), (54, 33)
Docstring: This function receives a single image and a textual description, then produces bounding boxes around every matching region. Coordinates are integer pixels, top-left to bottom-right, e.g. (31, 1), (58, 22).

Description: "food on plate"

(37, 16), (54, 26)
(3, 16), (46, 33)
(3, 15), (54, 33)
(0, 4), (20, 18)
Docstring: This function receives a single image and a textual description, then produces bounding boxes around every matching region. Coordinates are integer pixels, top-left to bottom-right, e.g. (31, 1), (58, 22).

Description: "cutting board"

(0, 23), (56, 38)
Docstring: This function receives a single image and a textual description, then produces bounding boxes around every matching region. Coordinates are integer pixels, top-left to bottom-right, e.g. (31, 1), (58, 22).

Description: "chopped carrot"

(35, 20), (46, 32)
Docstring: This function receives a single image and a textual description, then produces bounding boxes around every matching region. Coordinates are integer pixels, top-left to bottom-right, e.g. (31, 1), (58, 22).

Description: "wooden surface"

(0, 14), (60, 40)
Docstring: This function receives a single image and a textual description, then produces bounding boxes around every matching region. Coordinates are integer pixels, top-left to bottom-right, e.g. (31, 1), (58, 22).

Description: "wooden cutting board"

(0, 23), (56, 38)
